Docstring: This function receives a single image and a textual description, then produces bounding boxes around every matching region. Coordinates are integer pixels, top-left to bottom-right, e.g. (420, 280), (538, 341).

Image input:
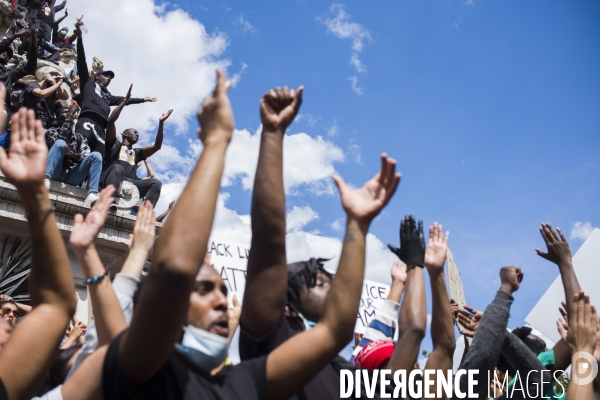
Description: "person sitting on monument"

(0, 27), (37, 103)
(0, 102), (78, 400)
(31, 0), (66, 45)
(100, 85), (172, 210)
(44, 104), (103, 206)
(74, 18), (157, 160)
(23, 71), (69, 128)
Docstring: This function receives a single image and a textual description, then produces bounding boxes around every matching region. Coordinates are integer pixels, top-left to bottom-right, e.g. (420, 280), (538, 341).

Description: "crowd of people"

(0, 2), (166, 213)
(0, 4), (597, 400)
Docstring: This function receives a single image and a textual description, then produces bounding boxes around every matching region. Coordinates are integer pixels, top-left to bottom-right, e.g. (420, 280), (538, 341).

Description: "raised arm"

(265, 155), (400, 400)
(120, 201), (155, 279)
(387, 215), (427, 373)
(0, 104), (77, 400)
(241, 86), (303, 338)
(9, 29), (38, 82)
(557, 292), (598, 400)
(75, 18), (89, 88)
(69, 186), (127, 346)
(141, 109), (172, 159)
(106, 84), (132, 143)
(118, 70), (233, 387)
(536, 222), (581, 371)
(31, 74), (65, 99)
(422, 223), (455, 399)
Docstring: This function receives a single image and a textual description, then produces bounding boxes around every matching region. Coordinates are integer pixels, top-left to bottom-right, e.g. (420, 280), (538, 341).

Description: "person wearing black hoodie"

(73, 18), (156, 159)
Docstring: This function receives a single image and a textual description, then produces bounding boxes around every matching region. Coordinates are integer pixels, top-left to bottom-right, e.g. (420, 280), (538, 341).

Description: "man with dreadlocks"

(238, 86), (401, 399)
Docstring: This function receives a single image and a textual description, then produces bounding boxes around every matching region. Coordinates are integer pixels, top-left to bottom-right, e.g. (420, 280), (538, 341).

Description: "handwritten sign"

(207, 239), (250, 306)
(354, 279), (391, 334)
(208, 239), (392, 333)
(447, 248), (472, 344)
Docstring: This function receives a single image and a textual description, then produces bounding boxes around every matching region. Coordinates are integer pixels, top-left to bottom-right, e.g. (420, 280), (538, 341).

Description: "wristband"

(25, 205), (56, 218)
(84, 269), (108, 285)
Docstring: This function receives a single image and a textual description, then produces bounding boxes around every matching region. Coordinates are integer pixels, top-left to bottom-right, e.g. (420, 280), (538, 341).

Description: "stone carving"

(92, 57), (104, 73)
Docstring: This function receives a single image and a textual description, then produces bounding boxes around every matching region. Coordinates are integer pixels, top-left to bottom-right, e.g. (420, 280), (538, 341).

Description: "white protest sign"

(525, 228), (600, 343)
(208, 238), (392, 333)
(207, 239), (250, 306)
(354, 279), (391, 334)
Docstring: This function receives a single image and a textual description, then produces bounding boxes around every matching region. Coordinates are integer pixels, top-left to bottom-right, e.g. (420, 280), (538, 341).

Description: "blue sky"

(74, 0), (599, 351)
(173, 0), (600, 326)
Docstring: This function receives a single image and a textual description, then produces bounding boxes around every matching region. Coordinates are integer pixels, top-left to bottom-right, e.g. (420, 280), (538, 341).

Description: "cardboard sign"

(447, 248), (472, 345)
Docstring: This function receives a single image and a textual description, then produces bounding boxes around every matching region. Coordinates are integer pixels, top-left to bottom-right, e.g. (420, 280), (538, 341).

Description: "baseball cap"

(353, 340), (395, 370)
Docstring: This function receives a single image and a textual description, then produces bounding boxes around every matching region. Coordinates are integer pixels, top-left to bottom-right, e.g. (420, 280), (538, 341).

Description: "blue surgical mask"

(174, 325), (229, 372)
(305, 319), (317, 330)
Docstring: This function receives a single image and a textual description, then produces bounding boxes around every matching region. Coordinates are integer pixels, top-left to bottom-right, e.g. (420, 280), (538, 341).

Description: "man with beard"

(73, 18), (156, 160)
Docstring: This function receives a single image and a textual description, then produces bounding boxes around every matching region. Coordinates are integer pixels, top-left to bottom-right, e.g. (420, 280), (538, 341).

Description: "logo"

(572, 351), (598, 386)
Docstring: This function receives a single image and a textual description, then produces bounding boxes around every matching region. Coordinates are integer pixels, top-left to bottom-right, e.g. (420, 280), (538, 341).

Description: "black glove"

(388, 215), (425, 268)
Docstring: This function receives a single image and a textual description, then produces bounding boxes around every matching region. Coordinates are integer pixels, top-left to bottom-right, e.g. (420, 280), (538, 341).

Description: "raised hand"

(535, 223), (572, 267)
(557, 291), (598, 353)
(260, 86), (303, 132)
(388, 215), (425, 269)
(130, 201), (156, 254)
(423, 222), (449, 272)
(75, 16), (84, 36)
(159, 109), (173, 123)
(197, 69), (234, 145)
(457, 305), (483, 337)
(125, 84), (133, 103)
(332, 154), (401, 228)
(144, 97), (158, 102)
(0, 107), (47, 190)
(228, 294), (242, 330)
(499, 266), (523, 294)
(69, 186), (116, 250)
(449, 299), (459, 321)
(390, 260), (407, 284)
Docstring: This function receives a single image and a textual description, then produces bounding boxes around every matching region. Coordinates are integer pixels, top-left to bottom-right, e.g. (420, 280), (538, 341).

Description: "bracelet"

(25, 205), (56, 218)
(84, 269), (108, 285)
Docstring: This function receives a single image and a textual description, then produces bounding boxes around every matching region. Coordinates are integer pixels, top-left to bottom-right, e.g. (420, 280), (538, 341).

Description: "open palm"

(424, 223), (449, 272)
(0, 109), (47, 188)
(333, 154), (401, 224)
(70, 187), (115, 249)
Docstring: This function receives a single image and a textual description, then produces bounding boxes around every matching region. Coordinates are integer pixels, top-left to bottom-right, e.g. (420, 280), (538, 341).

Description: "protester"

(0, 101), (77, 400)
(44, 104), (102, 205)
(74, 19), (156, 159)
(101, 85), (172, 209)
(558, 292), (598, 400)
(31, 0), (66, 44)
(23, 72), (69, 128)
(0, 27), (37, 104)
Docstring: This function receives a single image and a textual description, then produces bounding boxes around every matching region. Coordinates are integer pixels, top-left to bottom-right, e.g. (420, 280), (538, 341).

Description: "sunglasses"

(1, 307), (19, 318)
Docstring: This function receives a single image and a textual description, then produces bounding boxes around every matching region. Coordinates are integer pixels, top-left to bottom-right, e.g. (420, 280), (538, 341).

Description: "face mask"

(305, 319), (317, 330)
(174, 324), (228, 372)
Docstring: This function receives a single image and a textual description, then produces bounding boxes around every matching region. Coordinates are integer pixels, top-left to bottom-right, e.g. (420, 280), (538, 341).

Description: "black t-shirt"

(0, 378), (7, 400)
(103, 332), (268, 400)
(239, 313), (379, 400)
(24, 82), (56, 127)
(104, 138), (144, 179)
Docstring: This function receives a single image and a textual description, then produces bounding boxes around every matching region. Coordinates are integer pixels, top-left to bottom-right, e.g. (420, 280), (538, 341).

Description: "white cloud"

(348, 76), (363, 95)
(318, 4), (373, 52)
(327, 119), (340, 137)
(350, 53), (366, 73)
(296, 114), (321, 127)
(464, 0), (475, 5)
(236, 16), (257, 34)
(229, 62), (249, 88)
(217, 128), (345, 195)
(331, 218), (344, 232)
(570, 221), (596, 241)
(287, 206), (319, 232)
(70, 0), (230, 135)
(347, 143), (362, 164)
